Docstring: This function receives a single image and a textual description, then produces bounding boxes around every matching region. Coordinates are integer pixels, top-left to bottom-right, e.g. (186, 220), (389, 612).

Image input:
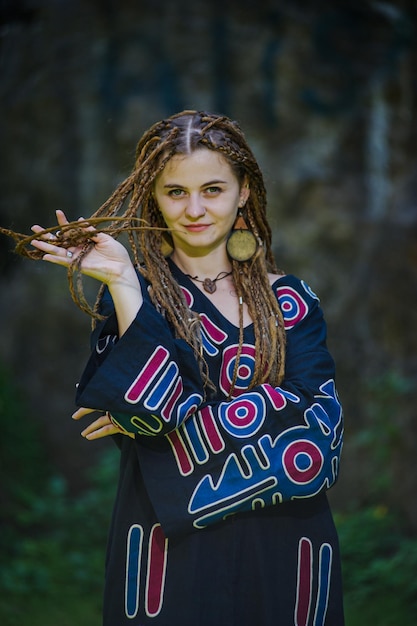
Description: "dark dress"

(76, 262), (345, 626)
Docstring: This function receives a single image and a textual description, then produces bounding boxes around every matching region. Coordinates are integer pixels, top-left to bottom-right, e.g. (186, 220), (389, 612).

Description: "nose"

(185, 194), (206, 219)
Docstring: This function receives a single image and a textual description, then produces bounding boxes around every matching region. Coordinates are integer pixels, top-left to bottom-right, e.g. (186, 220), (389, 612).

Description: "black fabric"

(76, 267), (345, 625)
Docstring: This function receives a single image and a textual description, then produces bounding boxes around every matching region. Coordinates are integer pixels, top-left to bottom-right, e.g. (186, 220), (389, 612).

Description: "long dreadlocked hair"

(2, 110), (287, 395)
(130, 110), (287, 394)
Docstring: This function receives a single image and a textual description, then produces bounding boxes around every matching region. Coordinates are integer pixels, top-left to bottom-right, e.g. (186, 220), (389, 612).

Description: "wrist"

(107, 262), (139, 290)
(107, 265), (143, 336)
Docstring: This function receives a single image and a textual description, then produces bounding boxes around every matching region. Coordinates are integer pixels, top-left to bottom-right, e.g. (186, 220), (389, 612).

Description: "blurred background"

(0, 0), (416, 624)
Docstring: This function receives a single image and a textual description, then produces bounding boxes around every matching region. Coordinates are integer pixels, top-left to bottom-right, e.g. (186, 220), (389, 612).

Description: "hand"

(72, 407), (135, 440)
(31, 210), (135, 287)
(32, 210), (143, 336)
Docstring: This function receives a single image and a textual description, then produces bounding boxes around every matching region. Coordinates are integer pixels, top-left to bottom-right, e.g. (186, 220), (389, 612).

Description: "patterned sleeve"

(75, 276), (206, 427)
(76, 275), (343, 536)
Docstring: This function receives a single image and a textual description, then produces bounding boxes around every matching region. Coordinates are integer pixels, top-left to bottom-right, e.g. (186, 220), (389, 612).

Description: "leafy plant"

(0, 448), (118, 625)
(0, 363), (119, 625)
(354, 370), (413, 498)
(336, 506), (417, 625)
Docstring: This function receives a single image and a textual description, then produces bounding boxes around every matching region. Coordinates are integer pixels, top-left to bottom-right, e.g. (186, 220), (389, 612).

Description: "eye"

(168, 188), (185, 197)
(204, 186), (222, 195)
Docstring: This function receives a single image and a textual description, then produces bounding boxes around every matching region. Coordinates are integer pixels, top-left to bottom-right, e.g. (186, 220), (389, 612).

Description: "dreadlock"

(1, 110), (287, 394)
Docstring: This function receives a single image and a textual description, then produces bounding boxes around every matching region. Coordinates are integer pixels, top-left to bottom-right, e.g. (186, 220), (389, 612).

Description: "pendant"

(183, 270), (232, 293)
(202, 278), (216, 294)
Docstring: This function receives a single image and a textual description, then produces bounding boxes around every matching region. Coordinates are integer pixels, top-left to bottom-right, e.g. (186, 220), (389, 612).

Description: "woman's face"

(154, 148), (249, 258)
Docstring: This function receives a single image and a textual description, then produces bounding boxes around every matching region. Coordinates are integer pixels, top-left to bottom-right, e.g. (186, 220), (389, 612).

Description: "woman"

(30, 111), (344, 625)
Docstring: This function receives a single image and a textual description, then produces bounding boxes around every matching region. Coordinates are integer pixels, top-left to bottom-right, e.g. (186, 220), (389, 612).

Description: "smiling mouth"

(183, 224), (211, 232)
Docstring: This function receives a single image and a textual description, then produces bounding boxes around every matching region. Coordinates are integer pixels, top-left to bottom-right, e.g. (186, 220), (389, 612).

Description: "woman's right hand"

(32, 210), (143, 335)
(31, 210), (135, 287)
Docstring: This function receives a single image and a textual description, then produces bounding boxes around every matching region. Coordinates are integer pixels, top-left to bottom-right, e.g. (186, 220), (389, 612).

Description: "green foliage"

(0, 448), (118, 626)
(354, 370), (412, 498)
(0, 365), (48, 507)
(0, 362), (118, 625)
(336, 506), (417, 625)
(340, 371), (416, 624)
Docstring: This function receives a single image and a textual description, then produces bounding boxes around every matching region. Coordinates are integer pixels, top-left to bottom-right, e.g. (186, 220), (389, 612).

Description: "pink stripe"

(199, 406), (225, 453)
(125, 346), (169, 403)
(262, 384), (287, 410)
(200, 313), (228, 344)
(160, 376), (183, 422)
(167, 430), (193, 475)
(146, 525), (167, 617)
(296, 537), (312, 626)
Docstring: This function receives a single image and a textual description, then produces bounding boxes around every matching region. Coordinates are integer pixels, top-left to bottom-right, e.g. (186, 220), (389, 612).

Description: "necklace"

(184, 270), (232, 294)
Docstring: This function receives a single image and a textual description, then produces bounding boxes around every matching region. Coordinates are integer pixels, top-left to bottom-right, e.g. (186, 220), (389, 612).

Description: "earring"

(226, 212), (258, 262)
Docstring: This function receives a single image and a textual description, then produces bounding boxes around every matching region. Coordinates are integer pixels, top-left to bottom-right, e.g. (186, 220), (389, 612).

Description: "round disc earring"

(226, 213), (258, 262)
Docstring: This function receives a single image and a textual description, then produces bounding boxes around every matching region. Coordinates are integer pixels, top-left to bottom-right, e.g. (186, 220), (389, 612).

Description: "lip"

(183, 224), (211, 232)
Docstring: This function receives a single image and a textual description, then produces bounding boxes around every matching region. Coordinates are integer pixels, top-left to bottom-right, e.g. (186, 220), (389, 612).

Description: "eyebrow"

(163, 179), (228, 189)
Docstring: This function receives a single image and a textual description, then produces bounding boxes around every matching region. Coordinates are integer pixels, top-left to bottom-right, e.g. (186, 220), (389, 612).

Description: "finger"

(41, 253), (75, 267)
(83, 424), (120, 440)
(30, 239), (64, 256)
(30, 238), (77, 264)
(56, 209), (70, 227)
(81, 415), (119, 440)
(30, 238), (58, 253)
(77, 216), (97, 235)
(81, 414), (110, 436)
(31, 226), (57, 242)
(83, 424), (135, 440)
(72, 407), (98, 420)
(31, 225), (45, 234)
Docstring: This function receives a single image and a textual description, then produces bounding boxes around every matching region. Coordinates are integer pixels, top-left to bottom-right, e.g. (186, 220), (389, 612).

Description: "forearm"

(108, 265), (143, 336)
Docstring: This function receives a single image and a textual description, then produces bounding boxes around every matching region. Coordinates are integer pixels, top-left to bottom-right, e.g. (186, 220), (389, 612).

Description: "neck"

(170, 249), (232, 279)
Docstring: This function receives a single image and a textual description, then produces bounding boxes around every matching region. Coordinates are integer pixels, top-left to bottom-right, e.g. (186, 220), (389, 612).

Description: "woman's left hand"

(72, 407), (135, 440)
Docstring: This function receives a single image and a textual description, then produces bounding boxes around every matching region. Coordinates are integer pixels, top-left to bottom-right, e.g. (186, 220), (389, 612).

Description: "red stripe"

(125, 346), (169, 403)
(296, 537), (312, 626)
(160, 376), (183, 422)
(200, 313), (228, 343)
(199, 406), (225, 453)
(262, 384), (287, 410)
(167, 430), (193, 475)
(146, 525), (167, 617)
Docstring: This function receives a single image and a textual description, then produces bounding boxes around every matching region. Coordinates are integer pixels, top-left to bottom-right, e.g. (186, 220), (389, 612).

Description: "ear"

(239, 178), (250, 207)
